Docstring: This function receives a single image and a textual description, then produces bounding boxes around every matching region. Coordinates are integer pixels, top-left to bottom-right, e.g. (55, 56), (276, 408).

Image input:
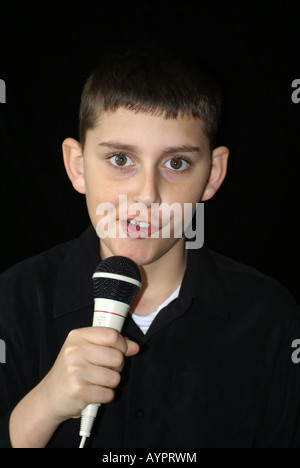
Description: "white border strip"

(93, 272), (141, 288)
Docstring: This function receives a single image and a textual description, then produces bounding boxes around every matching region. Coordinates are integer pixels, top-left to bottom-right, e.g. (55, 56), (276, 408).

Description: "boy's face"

(63, 108), (228, 266)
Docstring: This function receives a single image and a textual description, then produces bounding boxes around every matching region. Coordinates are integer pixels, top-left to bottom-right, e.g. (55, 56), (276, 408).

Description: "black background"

(0, 1), (299, 302)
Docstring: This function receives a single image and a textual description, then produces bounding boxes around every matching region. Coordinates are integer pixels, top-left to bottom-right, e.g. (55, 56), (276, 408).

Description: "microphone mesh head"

(93, 256), (141, 306)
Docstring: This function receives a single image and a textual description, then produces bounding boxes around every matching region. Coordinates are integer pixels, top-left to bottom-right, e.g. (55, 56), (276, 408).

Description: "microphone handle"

(79, 298), (130, 443)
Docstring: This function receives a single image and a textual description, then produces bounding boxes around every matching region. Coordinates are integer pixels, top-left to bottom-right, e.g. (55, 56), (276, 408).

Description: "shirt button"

(134, 409), (144, 419)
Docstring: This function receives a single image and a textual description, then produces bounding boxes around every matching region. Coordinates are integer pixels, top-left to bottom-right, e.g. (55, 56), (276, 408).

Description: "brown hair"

(79, 43), (222, 149)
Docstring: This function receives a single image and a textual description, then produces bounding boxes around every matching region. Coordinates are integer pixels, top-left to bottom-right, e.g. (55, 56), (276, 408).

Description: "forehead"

(86, 107), (210, 151)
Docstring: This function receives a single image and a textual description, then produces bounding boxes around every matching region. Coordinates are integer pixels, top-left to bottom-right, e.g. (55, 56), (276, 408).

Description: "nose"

(132, 166), (161, 208)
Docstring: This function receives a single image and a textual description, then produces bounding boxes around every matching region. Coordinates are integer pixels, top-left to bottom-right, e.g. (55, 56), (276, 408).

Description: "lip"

(120, 219), (160, 239)
(126, 211), (162, 226)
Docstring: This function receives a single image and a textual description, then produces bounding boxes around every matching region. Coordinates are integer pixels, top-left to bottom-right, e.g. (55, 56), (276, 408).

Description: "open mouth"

(127, 219), (151, 230)
(119, 219), (157, 239)
(126, 219), (152, 238)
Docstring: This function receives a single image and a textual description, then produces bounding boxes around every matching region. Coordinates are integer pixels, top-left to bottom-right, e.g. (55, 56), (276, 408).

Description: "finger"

(83, 344), (125, 371)
(124, 338), (140, 357)
(80, 327), (128, 354)
(82, 339), (139, 371)
(83, 383), (116, 406)
(85, 365), (121, 390)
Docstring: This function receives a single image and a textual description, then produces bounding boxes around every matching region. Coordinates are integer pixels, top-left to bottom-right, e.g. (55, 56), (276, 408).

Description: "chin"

(108, 237), (184, 269)
(101, 237), (174, 267)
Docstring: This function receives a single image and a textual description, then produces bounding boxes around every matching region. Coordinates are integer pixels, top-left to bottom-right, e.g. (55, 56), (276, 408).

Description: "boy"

(1, 44), (300, 448)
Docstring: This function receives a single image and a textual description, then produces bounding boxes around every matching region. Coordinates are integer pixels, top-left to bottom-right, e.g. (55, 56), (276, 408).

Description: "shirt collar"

(54, 225), (229, 322)
(54, 225), (100, 319)
(182, 244), (230, 321)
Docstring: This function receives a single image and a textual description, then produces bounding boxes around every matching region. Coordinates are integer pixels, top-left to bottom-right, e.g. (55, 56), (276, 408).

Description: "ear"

(200, 146), (229, 201)
(62, 137), (86, 194)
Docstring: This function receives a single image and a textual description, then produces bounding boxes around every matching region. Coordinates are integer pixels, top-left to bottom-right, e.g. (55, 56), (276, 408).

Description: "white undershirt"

(131, 285), (181, 334)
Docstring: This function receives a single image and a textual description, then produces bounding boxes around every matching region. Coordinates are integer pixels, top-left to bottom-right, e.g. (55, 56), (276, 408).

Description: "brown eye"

(164, 157), (190, 172)
(115, 153), (128, 166)
(109, 152), (134, 168)
(170, 158), (183, 170)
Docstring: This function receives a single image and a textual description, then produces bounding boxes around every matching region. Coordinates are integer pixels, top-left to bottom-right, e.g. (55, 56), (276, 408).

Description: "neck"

(131, 239), (187, 316)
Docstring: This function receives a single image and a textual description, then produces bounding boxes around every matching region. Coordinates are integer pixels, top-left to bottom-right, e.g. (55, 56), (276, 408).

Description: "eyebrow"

(98, 141), (202, 155)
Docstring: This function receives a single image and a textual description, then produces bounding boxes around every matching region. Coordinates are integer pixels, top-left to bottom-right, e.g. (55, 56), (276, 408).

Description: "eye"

(108, 152), (134, 168)
(164, 157), (190, 171)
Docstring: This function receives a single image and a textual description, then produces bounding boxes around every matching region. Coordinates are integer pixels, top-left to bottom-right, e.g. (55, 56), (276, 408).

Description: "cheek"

(186, 169), (211, 204)
(83, 176), (113, 228)
(84, 166), (117, 204)
(165, 162), (211, 205)
(166, 182), (204, 207)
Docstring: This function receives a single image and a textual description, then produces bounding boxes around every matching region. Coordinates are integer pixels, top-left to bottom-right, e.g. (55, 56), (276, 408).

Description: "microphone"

(79, 256), (141, 448)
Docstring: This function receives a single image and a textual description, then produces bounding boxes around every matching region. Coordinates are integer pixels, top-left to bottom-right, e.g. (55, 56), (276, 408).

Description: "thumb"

(124, 338), (140, 357)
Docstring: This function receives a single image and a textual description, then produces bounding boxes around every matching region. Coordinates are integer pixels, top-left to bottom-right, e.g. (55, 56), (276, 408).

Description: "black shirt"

(1, 225), (300, 448)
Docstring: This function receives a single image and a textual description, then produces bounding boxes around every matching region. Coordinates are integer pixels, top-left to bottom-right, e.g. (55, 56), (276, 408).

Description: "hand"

(41, 327), (139, 422)
(9, 327), (139, 447)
